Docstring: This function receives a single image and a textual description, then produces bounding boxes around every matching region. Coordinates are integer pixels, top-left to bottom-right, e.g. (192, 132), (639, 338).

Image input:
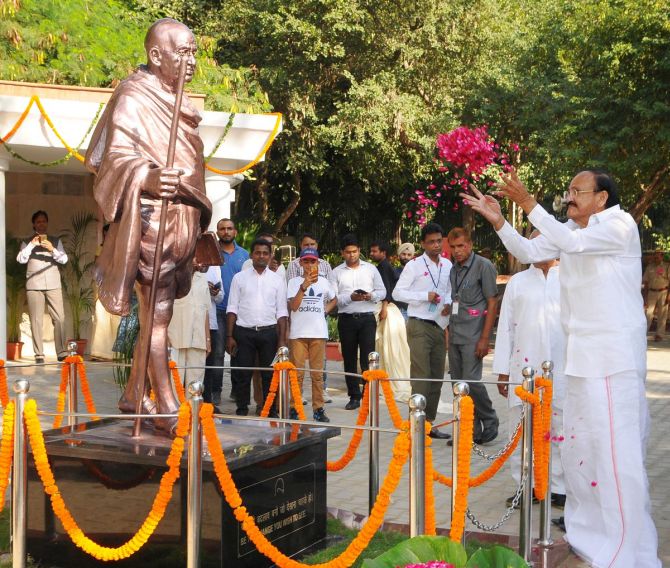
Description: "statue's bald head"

(144, 18), (197, 91)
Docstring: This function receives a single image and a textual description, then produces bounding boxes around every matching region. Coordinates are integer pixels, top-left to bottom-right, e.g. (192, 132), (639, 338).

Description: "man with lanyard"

(214, 218), (249, 404)
(330, 233), (386, 410)
(461, 168), (660, 567)
(394, 223), (453, 438)
(447, 227), (499, 445)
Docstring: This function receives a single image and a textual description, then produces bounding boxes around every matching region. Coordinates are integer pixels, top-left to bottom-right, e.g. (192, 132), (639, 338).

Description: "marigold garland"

(423, 423), (437, 535)
(200, 403), (410, 568)
(0, 360), (9, 407)
(326, 386), (370, 472)
(515, 377), (552, 500)
(26, 399), (190, 561)
(168, 361), (186, 403)
(450, 395), (474, 542)
(53, 356), (98, 428)
(370, 370), (404, 429)
(434, 425), (522, 489)
(260, 362), (306, 420)
(0, 402), (15, 512)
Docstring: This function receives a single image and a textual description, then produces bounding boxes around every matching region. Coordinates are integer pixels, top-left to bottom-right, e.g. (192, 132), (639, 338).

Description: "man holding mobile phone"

(329, 234), (386, 410)
(17, 210), (69, 363)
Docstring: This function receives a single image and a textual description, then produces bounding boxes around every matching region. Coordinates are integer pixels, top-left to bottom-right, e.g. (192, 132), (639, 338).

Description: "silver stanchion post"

(276, 346), (290, 419)
(519, 366), (535, 561)
(368, 351), (380, 514)
(409, 393), (426, 537)
(67, 341), (78, 428)
(538, 360), (554, 547)
(186, 381), (203, 568)
(451, 382), (469, 545)
(12, 379), (30, 568)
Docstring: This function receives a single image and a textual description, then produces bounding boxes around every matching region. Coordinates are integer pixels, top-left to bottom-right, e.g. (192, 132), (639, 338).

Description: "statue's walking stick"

(132, 57), (189, 438)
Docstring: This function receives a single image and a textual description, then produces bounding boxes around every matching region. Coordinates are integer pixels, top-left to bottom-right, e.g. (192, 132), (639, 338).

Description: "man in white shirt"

(329, 234), (386, 410)
(287, 248), (337, 422)
(393, 223), (453, 438)
(241, 231), (286, 278)
(226, 239), (289, 416)
(492, 231), (566, 508)
(286, 232), (333, 281)
(17, 210), (69, 363)
(463, 169), (660, 567)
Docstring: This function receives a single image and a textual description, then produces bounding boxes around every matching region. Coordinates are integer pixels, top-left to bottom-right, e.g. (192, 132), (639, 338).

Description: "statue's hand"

(143, 167), (184, 200)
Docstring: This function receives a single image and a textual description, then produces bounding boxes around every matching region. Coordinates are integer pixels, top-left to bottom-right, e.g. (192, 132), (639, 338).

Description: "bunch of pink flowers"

(407, 125), (518, 226)
(402, 562), (455, 568)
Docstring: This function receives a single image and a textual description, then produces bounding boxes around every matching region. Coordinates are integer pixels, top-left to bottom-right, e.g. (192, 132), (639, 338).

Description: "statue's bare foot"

(153, 416), (179, 438)
(119, 395), (158, 415)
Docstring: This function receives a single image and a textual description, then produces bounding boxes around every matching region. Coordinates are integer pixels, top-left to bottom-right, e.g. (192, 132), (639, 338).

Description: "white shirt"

(205, 266), (224, 330)
(227, 266), (289, 328)
(169, 271), (210, 349)
(496, 204), (646, 377)
(18, 239), (68, 264)
(287, 276), (335, 339)
(393, 252), (453, 329)
(492, 265), (565, 408)
(329, 260), (386, 314)
(242, 258), (286, 279)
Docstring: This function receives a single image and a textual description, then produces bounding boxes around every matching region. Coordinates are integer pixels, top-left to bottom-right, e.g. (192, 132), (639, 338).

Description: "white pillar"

(0, 158), (9, 359)
(204, 172), (243, 231)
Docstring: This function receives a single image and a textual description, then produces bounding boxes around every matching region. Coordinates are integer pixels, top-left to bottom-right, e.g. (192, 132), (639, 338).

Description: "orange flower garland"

(0, 360), (8, 407)
(0, 401), (15, 512)
(373, 370), (404, 429)
(326, 386), (370, 471)
(288, 367), (307, 420)
(423, 422), (437, 535)
(201, 402), (410, 568)
(52, 362), (71, 428)
(515, 377), (552, 500)
(74, 356), (99, 421)
(433, 425), (522, 488)
(168, 360), (186, 403)
(26, 399), (190, 561)
(53, 356), (98, 428)
(450, 395), (474, 542)
(259, 361), (305, 418)
(260, 369), (280, 417)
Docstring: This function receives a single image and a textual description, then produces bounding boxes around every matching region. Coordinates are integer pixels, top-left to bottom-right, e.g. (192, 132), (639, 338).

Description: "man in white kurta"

(492, 256), (566, 501)
(463, 169), (660, 568)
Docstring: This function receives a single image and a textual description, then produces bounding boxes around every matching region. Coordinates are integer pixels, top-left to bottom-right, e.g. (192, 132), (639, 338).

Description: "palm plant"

(60, 211), (97, 341)
(6, 235), (26, 343)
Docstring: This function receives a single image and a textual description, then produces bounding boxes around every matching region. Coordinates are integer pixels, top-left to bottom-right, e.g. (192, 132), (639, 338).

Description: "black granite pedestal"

(26, 417), (339, 567)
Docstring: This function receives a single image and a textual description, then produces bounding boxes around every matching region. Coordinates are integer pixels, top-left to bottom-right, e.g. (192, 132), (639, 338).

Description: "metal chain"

(465, 470), (528, 532)
(472, 404), (525, 461)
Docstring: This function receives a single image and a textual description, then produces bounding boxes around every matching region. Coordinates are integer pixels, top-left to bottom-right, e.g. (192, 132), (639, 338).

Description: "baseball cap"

(300, 248), (319, 260)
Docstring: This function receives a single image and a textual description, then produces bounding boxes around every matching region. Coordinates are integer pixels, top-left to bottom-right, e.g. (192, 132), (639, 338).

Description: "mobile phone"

(354, 289), (368, 295)
(212, 282), (221, 290)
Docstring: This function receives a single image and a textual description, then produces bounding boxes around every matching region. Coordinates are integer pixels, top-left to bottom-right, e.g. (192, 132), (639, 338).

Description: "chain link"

(465, 470), (528, 532)
(472, 404), (525, 462)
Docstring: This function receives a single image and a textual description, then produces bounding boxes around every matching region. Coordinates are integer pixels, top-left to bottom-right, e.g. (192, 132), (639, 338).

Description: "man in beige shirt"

(17, 210), (68, 363)
(643, 250), (670, 341)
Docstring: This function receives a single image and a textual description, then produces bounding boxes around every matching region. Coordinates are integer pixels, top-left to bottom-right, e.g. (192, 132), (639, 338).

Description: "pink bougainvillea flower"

(591, 481), (598, 487)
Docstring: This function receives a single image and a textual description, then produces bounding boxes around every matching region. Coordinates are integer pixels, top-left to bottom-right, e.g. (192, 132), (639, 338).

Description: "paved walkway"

(5, 335), (669, 566)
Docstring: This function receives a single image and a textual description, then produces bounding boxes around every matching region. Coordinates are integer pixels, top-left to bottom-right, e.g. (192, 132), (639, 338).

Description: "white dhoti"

(375, 303), (412, 403)
(563, 373), (660, 567)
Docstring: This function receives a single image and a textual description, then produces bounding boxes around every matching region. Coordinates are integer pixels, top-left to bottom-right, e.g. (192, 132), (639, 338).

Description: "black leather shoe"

(551, 493), (566, 508)
(345, 398), (360, 410)
(474, 428), (498, 445)
(551, 516), (566, 532)
(235, 407), (249, 416)
(428, 428), (451, 440)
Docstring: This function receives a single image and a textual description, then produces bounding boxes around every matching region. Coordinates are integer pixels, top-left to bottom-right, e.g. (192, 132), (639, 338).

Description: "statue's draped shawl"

(85, 67), (212, 315)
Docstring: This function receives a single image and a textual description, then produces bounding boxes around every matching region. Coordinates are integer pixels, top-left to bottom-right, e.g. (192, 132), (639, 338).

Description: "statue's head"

(145, 18), (197, 92)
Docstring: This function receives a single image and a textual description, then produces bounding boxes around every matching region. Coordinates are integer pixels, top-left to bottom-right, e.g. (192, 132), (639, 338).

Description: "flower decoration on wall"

(407, 125), (518, 226)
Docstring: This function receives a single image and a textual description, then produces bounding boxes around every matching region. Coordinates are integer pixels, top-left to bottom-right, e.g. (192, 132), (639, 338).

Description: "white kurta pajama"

(492, 265), (565, 494)
(496, 205), (660, 568)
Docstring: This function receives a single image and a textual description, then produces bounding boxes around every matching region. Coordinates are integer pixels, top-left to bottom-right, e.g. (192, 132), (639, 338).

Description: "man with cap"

(287, 248), (337, 422)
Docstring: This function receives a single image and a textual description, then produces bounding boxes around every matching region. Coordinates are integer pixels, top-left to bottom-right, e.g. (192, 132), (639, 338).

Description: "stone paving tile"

(5, 336), (669, 566)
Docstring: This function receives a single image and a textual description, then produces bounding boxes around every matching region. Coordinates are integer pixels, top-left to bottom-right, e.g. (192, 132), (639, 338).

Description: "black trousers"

(338, 313), (376, 400)
(231, 325), (277, 410)
(203, 328), (220, 404)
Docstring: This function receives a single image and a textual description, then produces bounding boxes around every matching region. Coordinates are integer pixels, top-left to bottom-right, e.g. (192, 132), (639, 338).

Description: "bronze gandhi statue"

(85, 19), (212, 434)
